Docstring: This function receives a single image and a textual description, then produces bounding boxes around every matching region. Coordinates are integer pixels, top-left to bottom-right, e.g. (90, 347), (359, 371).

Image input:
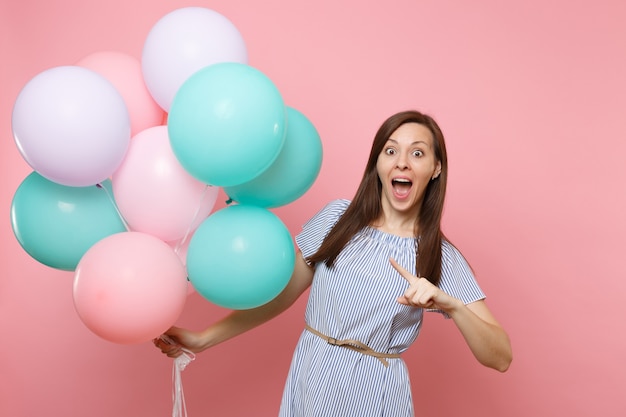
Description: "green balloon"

(224, 107), (323, 208)
(168, 62), (286, 187)
(186, 204), (295, 309)
(10, 172), (127, 271)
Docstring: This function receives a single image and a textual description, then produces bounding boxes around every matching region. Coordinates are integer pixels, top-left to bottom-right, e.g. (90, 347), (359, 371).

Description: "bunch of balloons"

(10, 7), (322, 344)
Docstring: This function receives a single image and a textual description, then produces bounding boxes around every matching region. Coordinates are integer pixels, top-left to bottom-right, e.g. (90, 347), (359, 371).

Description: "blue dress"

(279, 199), (485, 417)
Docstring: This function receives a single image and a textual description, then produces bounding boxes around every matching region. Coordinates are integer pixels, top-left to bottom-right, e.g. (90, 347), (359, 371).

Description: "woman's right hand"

(153, 252), (314, 359)
(153, 326), (206, 358)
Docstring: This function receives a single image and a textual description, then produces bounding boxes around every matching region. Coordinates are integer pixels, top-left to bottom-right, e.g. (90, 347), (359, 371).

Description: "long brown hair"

(306, 110), (449, 286)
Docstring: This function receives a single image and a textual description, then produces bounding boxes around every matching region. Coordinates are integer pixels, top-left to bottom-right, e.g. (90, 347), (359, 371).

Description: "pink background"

(2, 0), (625, 416)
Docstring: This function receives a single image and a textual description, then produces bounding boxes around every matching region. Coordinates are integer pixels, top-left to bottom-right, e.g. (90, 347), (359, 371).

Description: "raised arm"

(155, 252), (314, 357)
(390, 258), (512, 372)
(446, 299), (512, 372)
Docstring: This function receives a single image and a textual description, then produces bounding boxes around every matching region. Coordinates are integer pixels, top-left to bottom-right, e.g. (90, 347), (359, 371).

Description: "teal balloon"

(10, 172), (127, 271)
(186, 204), (295, 309)
(224, 107), (323, 208)
(168, 62), (286, 187)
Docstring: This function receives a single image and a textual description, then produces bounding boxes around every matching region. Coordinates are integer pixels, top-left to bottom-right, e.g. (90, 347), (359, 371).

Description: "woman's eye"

(385, 148), (396, 155)
(412, 150), (423, 157)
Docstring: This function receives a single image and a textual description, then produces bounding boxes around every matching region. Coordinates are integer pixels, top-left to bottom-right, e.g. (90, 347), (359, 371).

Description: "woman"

(155, 110), (512, 416)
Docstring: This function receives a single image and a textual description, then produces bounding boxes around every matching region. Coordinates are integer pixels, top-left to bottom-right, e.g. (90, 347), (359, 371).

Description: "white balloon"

(12, 66), (131, 187)
(142, 7), (248, 111)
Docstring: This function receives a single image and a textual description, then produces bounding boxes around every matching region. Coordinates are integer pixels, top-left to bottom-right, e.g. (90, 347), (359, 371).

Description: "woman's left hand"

(390, 257), (461, 313)
(390, 258), (512, 371)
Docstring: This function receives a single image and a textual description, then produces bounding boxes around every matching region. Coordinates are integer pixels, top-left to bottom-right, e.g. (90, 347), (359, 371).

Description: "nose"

(396, 153), (408, 169)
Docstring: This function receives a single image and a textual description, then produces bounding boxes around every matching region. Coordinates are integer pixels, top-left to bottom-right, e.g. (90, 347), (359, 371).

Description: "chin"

(391, 198), (419, 213)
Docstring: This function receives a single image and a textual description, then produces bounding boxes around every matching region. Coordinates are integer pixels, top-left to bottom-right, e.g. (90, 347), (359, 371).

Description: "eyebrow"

(387, 138), (431, 147)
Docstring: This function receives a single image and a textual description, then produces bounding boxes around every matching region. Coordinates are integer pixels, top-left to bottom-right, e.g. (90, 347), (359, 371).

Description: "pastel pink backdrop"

(2, 0), (625, 416)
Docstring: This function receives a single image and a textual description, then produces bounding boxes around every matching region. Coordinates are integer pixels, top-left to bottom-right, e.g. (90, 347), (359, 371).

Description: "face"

(376, 122), (442, 217)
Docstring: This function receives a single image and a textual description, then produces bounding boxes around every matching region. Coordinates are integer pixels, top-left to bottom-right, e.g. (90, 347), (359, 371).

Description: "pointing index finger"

(389, 257), (418, 283)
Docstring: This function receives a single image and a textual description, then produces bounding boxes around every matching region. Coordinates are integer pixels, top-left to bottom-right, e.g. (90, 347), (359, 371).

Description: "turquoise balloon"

(168, 62), (286, 187)
(224, 107), (323, 208)
(186, 204), (295, 309)
(10, 172), (127, 271)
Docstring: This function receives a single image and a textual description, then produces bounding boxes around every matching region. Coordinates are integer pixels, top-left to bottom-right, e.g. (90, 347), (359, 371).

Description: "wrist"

(441, 297), (464, 317)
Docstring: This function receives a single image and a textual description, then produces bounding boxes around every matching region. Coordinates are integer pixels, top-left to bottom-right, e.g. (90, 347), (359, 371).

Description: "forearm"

(198, 294), (295, 349)
(196, 253), (314, 351)
(447, 301), (512, 372)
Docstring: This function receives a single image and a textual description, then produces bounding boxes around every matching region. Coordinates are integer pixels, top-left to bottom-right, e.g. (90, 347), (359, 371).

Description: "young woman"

(155, 110), (512, 416)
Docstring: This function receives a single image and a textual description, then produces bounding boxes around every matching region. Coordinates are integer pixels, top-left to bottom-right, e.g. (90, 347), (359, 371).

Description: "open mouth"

(392, 178), (412, 197)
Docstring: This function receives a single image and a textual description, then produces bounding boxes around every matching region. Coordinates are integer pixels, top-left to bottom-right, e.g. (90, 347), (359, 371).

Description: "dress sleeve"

(430, 240), (486, 317)
(295, 199), (350, 259)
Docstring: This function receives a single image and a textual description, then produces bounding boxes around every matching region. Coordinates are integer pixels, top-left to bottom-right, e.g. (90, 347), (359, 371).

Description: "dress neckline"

(362, 226), (418, 246)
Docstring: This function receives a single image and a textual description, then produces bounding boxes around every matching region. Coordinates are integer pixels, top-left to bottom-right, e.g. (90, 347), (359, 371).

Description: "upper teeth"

(394, 178), (410, 183)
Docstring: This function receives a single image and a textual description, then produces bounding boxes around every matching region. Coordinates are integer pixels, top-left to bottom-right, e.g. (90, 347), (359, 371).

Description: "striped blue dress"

(279, 199), (485, 417)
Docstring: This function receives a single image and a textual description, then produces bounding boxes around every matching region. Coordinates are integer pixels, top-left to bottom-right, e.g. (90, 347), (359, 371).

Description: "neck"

(371, 207), (419, 238)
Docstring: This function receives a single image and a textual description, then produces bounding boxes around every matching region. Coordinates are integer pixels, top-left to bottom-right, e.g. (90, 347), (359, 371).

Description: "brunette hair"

(306, 110), (449, 286)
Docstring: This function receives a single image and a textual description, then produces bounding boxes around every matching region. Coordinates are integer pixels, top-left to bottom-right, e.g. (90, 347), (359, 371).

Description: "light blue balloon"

(224, 107), (323, 208)
(186, 204), (295, 309)
(168, 62), (286, 187)
(10, 172), (127, 271)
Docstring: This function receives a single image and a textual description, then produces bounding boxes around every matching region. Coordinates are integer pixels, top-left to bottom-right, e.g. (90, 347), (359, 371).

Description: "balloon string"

(172, 352), (195, 417)
(96, 183), (130, 231)
(161, 335), (195, 417)
(174, 184), (212, 257)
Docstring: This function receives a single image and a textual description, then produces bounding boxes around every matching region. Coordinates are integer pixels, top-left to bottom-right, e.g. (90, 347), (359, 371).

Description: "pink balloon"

(77, 51), (165, 136)
(167, 237), (196, 296)
(112, 126), (219, 241)
(168, 234), (191, 265)
(73, 232), (188, 344)
(12, 66), (130, 186)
